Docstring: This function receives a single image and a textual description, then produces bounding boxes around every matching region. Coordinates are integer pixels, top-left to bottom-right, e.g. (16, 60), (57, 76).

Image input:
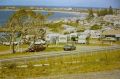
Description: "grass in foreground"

(44, 47), (63, 52)
(0, 50), (120, 78)
(0, 44), (29, 51)
(0, 45), (10, 52)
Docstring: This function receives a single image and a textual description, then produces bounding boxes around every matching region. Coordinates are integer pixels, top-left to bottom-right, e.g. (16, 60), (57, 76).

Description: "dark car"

(63, 45), (76, 51)
(26, 44), (46, 52)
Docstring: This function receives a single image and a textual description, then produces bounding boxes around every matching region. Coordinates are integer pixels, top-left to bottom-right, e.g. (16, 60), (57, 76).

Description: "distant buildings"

(46, 33), (59, 44)
(90, 30), (101, 39)
(102, 29), (120, 41)
(103, 15), (120, 26)
(58, 35), (67, 43)
(62, 24), (77, 33)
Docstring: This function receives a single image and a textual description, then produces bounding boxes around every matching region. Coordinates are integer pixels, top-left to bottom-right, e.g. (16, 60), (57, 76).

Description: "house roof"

(102, 29), (120, 35)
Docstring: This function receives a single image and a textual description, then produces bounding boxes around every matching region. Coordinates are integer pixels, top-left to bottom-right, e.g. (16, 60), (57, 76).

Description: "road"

(0, 45), (120, 63)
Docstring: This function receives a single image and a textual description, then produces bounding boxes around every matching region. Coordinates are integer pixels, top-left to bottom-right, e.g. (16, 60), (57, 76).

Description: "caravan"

(78, 35), (88, 44)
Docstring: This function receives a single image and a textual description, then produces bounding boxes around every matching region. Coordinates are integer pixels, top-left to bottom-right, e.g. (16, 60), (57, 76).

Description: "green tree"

(88, 8), (94, 17)
(90, 25), (102, 30)
(96, 10), (100, 17)
(108, 6), (113, 15)
(99, 9), (108, 16)
(86, 34), (91, 45)
(6, 9), (50, 54)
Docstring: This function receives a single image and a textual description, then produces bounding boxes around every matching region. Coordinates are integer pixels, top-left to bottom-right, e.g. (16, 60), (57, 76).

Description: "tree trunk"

(12, 32), (15, 54)
(12, 42), (15, 54)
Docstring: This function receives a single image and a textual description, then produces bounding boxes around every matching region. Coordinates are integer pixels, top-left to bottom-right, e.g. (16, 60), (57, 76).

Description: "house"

(78, 35), (88, 44)
(69, 33), (78, 38)
(77, 30), (91, 44)
(58, 35), (67, 43)
(102, 29), (120, 41)
(83, 29), (102, 39)
(90, 30), (102, 39)
(116, 34), (120, 41)
(103, 15), (120, 25)
(46, 33), (60, 44)
(68, 33), (78, 42)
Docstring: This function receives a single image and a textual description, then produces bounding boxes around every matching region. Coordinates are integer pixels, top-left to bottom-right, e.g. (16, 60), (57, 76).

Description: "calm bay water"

(0, 10), (86, 27)
(0, 10), (87, 40)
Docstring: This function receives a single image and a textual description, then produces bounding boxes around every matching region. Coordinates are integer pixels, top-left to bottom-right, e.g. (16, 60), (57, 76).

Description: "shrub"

(90, 25), (102, 30)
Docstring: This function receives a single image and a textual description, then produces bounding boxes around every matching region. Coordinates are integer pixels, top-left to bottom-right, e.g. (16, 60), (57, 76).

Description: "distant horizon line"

(0, 5), (120, 9)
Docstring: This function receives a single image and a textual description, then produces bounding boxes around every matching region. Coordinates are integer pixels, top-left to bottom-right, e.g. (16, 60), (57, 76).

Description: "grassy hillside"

(0, 49), (120, 78)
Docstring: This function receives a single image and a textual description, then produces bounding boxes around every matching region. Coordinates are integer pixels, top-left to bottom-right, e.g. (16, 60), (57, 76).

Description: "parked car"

(26, 44), (46, 52)
(63, 44), (76, 51)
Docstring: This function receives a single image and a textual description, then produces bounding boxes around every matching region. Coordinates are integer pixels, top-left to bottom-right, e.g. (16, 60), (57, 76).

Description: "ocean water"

(0, 10), (86, 27)
(0, 10), (14, 26)
(0, 10), (87, 40)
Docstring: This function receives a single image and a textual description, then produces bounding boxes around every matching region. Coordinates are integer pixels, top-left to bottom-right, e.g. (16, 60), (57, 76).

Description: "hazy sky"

(0, 0), (120, 8)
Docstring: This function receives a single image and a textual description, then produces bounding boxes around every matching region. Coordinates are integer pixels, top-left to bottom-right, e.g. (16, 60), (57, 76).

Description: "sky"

(0, 0), (120, 8)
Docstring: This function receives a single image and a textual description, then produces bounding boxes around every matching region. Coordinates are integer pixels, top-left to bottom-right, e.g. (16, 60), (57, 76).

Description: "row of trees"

(96, 6), (114, 16)
(88, 6), (114, 17)
(88, 8), (94, 17)
(87, 8), (95, 21)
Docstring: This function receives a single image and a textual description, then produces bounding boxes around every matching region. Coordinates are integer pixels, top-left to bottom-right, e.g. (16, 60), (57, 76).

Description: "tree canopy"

(90, 24), (102, 30)
(2, 9), (51, 53)
(97, 6), (114, 16)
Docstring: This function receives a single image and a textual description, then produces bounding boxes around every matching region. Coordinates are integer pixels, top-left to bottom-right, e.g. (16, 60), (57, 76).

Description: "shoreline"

(0, 9), (88, 26)
(36, 10), (88, 15)
(0, 9), (88, 15)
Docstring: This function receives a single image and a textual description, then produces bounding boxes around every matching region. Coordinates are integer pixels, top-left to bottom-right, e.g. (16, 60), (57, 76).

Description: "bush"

(64, 31), (69, 35)
(2, 63), (17, 69)
(90, 25), (102, 30)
